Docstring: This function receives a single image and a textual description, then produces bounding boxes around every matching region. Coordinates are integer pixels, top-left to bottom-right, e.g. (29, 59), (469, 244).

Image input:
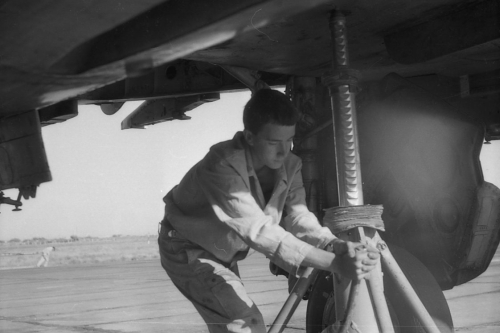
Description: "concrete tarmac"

(1, 249), (499, 333)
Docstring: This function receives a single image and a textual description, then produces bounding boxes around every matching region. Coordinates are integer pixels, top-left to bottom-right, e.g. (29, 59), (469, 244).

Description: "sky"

(0, 91), (250, 241)
(0, 91), (499, 241)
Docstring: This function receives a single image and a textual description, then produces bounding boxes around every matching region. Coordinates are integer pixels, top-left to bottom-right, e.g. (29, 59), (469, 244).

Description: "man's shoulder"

(286, 151), (301, 163)
(205, 132), (246, 164)
(280, 152), (303, 183)
(284, 151), (302, 169)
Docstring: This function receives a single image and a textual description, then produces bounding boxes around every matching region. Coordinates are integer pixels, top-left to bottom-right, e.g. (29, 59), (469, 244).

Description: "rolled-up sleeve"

(196, 155), (315, 275)
(283, 160), (337, 249)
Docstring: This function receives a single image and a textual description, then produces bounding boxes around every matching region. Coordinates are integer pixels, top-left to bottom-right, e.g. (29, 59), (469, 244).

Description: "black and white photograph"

(1, 1), (499, 332)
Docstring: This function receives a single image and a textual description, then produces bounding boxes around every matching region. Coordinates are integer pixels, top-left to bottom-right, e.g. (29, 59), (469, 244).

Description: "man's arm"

(195, 155), (316, 275)
(196, 153), (379, 279)
(281, 157), (382, 278)
(301, 242), (380, 281)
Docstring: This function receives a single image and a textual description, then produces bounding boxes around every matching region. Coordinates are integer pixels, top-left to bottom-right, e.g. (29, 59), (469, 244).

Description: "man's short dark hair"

(243, 89), (300, 134)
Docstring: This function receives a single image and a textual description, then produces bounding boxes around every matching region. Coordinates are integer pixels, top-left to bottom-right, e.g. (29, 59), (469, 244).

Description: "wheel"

(384, 244), (454, 333)
(306, 243), (454, 333)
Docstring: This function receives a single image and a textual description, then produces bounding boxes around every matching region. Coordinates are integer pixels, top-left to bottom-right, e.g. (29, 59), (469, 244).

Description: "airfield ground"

(1, 247), (499, 333)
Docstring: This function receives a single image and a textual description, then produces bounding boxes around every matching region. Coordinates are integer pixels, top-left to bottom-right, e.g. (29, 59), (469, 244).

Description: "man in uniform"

(158, 89), (379, 333)
(36, 246), (56, 267)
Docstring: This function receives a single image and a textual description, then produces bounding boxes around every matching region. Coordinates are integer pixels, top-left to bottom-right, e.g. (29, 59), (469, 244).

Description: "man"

(36, 246), (55, 268)
(158, 89), (379, 333)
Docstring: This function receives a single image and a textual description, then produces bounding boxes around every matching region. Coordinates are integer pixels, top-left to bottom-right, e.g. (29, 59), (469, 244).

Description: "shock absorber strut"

(269, 11), (444, 333)
(323, 11), (441, 333)
(323, 11), (363, 208)
(323, 11), (390, 333)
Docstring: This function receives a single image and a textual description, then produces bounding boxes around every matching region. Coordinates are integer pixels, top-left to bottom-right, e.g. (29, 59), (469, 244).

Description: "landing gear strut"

(267, 10), (454, 333)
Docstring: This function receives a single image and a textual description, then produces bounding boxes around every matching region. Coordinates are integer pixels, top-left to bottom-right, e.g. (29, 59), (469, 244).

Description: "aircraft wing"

(0, 0), (498, 114)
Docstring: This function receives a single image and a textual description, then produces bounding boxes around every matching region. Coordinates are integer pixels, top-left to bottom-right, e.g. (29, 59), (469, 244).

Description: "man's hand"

(329, 238), (357, 257)
(330, 240), (380, 281)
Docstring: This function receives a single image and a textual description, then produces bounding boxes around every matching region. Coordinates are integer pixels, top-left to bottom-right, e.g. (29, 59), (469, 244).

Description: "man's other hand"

(331, 241), (380, 281)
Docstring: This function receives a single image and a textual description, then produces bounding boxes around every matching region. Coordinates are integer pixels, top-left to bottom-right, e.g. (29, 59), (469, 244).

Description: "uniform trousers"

(158, 224), (267, 333)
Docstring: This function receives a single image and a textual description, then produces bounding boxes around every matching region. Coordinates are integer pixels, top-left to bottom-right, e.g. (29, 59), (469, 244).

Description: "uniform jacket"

(162, 132), (336, 275)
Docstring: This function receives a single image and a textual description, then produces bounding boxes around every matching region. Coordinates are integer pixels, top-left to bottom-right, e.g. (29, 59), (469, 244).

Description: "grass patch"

(0, 235), (159, 269)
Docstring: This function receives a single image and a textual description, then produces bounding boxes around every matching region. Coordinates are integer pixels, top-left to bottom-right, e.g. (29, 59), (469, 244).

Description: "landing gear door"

(358, 73), (500, 289)
(0, 110), (52, 192)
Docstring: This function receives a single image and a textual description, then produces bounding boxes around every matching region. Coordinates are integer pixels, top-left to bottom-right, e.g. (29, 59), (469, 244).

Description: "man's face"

(245, 123), (295, 171)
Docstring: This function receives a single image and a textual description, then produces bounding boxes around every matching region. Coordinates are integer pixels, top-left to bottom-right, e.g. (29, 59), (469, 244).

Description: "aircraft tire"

(305, 243), (454, 333)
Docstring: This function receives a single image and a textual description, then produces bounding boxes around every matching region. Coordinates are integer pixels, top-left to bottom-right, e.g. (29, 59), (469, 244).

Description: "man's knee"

(226, 311), (266, 333)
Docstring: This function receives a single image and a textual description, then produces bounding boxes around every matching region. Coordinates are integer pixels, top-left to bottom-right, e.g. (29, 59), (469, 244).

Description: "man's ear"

(244, 129), (254, 146)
